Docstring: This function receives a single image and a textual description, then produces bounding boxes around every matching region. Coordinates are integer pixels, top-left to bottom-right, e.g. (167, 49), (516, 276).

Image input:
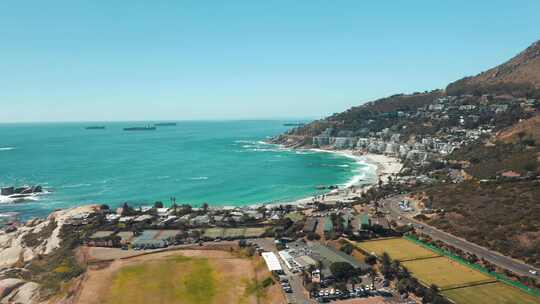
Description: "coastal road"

(381, 195), (540, 279)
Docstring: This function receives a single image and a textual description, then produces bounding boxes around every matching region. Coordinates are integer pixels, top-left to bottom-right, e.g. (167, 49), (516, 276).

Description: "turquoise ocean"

(0, 121), (376, 220)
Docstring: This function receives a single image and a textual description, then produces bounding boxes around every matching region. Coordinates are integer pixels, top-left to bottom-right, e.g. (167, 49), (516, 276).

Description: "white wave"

(0, 194), (41, 204)
(188, 176), (208, 181)
(0, 147), (15, 151)
(60, 183), (91, 189)
(155, 175), (170, 180)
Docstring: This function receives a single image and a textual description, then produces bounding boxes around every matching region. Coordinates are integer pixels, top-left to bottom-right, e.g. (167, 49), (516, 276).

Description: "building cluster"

(311, 94), (538, 167)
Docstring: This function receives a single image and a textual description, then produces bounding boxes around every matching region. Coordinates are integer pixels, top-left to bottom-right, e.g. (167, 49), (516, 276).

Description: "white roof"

(261, 252), (282, 272)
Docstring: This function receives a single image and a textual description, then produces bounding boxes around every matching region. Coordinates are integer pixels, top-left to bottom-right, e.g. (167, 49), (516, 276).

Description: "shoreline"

(264, 147), (403, 208)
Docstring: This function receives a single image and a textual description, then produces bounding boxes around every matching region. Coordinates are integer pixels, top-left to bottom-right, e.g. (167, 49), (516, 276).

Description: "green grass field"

(356, 238), (440, 261)
(402, 256), (496, 290)
(203, 227), (267, 239)
(105, 255), (217, 304)
(223, 228), (246, 238)
(442, 282), (540, 304)
(286, 212), (305, 222)
(203, 228), (225, 238)
(243, 227), (267, 237)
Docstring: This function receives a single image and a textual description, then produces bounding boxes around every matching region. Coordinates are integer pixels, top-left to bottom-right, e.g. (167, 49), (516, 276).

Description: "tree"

(202, 202), (209, 213)
(306, 232), (321, 241)
(154, 201), (163, 209)
(329, 262), (356, 282)
(364, 254), (377, 265)
(350, 276), (360, 289)
(340, 243), (354, 255)
(368, 267), (377, 287)
(381, 252), (391, 266)
(517, 131), (526, 151)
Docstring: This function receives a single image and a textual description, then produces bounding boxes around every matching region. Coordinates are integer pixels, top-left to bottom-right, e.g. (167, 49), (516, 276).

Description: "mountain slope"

(447, 40), (540, 96)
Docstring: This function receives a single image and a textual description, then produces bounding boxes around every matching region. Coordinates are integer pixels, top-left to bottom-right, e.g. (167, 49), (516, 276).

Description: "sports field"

(77, 250), (279, 304)
(402, 256), (496, 290)
(442, 282), (540, 304)
(355, 238), (440, 261)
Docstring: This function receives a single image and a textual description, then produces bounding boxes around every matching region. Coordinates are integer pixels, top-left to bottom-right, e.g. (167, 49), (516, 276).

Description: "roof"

(309, 244), (369, 272)
(261, 252), (282, 272)
(90, 231), (115, 239)
(303, 218), (318, 232)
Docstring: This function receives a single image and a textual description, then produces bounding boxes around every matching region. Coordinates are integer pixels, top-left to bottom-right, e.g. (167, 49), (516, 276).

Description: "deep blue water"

(0, 121), (375, 220)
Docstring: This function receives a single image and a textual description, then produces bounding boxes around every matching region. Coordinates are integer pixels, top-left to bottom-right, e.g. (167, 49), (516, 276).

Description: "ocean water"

(0, 121), (376, 220)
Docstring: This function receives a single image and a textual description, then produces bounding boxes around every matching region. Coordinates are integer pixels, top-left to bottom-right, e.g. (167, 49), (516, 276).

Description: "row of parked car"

(313, 284), (392, 302)
(280, 279), (293, 293)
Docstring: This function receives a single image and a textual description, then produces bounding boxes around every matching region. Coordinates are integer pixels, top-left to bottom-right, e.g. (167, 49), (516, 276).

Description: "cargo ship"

(123, 125), (156, 131)
(85, 126), (106, 130)
(154, 122), (177, 126)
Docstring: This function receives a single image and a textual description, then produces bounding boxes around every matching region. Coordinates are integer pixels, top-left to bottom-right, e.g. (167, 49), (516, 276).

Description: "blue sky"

(0, 1), (539, 122)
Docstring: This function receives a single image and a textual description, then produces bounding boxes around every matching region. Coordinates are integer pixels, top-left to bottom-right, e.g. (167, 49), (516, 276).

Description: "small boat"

(85, 126), (106, 130)
(123, 125), (156, 131)
(154, 122), (177, 126)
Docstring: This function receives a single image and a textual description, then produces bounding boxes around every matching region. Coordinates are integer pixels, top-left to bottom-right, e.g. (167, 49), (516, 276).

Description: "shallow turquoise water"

(0, 121), (375, 219)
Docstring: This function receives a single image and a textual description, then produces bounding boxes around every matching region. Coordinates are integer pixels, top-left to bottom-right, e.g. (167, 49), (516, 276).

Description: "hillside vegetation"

(421, 180), (540, 268)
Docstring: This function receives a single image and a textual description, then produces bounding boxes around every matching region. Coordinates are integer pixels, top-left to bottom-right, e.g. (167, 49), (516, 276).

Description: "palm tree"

(368, 267), (377, 288)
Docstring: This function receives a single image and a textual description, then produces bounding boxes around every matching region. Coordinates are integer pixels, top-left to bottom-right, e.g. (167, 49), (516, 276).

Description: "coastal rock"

(1, 186), (43, 196)
(0, 279), (25, 300)
(0, 281), (40, 304)
(0, 205), (100, 269)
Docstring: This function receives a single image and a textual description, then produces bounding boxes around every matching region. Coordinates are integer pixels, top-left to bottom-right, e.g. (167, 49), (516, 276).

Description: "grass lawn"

(355, 238), (440, 261)
(442, 282), (540, 304)
(402, 256), (496, 290)
(203, 228), (225, 238)
(286, 212), (305, 222)
(224, 228), (246, 238)
(203, 227), (266, 239)
(103, 253), (259, 304)
(243, 227), (267, 238)
(104, 255), (216, 304)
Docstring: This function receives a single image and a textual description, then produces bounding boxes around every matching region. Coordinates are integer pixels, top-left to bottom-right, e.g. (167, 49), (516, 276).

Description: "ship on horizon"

(123, 125), (156, 131)
(85, 126), (106, 130)
(154, 122), (177, 126)
(283, 122), (305, 127)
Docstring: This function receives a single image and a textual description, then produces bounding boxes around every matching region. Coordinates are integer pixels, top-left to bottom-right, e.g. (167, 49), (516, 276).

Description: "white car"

(530, 270), (538, 275)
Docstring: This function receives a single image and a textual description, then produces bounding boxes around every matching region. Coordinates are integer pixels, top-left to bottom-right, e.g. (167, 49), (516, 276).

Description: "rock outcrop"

(0, 205), (100, 303)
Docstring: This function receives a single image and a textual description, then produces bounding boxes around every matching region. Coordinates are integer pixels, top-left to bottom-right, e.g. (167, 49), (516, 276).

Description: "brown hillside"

(497, 113), (540, 144)
(447, 40), (540, 96)
(468, 40), (540, 87)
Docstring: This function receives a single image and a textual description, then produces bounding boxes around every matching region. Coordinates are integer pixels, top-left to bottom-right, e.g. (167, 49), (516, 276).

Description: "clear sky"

(1, 1), (539, 122)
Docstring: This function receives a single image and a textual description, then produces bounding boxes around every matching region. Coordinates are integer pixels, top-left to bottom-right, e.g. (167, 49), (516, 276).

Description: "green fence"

(404, 235), (540, 299)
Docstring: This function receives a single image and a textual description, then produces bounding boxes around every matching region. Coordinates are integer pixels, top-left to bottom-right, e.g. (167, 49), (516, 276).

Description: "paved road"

(381, 195), (540, 278)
